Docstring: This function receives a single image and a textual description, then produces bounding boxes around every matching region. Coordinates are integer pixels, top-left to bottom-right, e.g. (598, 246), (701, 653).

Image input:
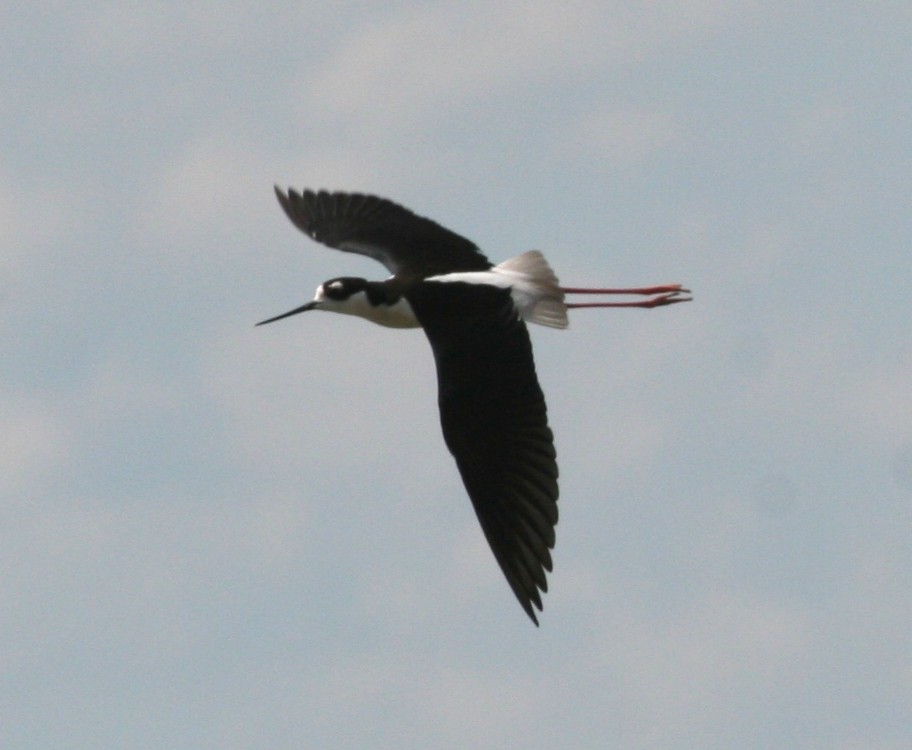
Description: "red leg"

(562, 283), (690, 296)
(566, 292), (692, 309)
(562, 284), (692, 309)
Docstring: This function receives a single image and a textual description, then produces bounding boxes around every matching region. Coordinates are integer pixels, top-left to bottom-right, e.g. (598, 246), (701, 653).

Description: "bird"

(258, 187), (691, 625)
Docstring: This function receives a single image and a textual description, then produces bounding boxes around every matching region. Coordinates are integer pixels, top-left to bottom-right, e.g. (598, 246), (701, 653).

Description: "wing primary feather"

(273, 186), (493, 276)
(407, 281), (559, 624)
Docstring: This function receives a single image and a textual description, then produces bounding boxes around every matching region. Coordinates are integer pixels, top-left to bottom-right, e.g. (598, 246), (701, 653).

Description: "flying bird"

(258, 187), (691, 624)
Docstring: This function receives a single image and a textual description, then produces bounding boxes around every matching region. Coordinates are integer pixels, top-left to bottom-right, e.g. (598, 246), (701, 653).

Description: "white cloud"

(786, 99), (855, 158)
(605, 590), (810, 736)
(307, 3), (601, 122)
(305, 1), (762, 134)
(292, 650), (552, 746)
(565, 106), (681, 167)
(138, 133), (278, 251)
(0, 178), (23, 278)
(837, 354), (912, 443)
(77, 2), (260, 59)
(0, 399), (69, 495)
(202, 320), (436, 467)
(64, 355), (183, 429)
(0, 172), (90, 280)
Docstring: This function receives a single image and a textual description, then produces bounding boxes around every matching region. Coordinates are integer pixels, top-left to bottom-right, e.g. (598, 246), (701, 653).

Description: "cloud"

(304, 1), (760, 134)
(837, 354), (912, 443)
(295, 649), (552, 746)
(0, 398), (69, 496)
(601, 590), (810, 735)
(76, 2), (261, 59)
(0, 172), (90, 283)
(564, 106), (680, 168)
(138, 133), (279, 252)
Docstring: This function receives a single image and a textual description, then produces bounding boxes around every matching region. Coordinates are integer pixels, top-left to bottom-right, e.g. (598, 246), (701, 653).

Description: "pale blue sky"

(2, 2), (911, 748)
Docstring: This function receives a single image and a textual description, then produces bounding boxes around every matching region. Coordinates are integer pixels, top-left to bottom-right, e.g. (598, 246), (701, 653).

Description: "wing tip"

(273, 184), (292, 214)
(524, 601), (542, 627)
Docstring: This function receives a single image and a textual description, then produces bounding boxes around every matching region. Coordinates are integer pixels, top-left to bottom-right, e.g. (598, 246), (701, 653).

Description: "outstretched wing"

(408, 281), (559, 625)
(274, 187), (492, 277)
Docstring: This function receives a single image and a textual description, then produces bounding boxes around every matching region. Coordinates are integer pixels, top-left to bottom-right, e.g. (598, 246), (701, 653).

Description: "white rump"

(494, 251), (568, 329)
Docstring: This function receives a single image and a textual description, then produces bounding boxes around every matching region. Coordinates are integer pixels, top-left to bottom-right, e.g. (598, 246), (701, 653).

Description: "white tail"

(494, 251), (568, 329)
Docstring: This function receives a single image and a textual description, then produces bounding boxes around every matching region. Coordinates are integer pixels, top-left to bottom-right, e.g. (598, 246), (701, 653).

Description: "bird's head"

(256, 277), (370, 326)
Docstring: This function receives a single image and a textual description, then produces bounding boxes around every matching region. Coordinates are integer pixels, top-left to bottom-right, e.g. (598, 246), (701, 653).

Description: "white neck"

(319, 291), (421, 329)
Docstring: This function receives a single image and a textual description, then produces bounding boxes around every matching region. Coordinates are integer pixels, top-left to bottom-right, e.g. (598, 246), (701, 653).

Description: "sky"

(2, 2), (911, 748)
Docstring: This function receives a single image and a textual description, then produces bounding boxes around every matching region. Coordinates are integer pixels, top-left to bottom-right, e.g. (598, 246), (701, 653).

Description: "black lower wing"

(408, 282), (559, 625)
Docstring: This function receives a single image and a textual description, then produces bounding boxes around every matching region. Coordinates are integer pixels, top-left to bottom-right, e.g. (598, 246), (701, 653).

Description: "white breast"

(318, 290), (421, 329)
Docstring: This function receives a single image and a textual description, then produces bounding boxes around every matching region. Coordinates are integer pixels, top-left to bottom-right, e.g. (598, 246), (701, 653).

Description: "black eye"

(324, 280), (346, 299)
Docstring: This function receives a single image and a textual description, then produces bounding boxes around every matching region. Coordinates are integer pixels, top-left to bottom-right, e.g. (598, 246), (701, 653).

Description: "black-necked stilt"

(258, 187), (691, 625)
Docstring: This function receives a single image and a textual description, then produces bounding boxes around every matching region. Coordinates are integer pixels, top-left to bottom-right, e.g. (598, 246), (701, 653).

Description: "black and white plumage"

(258, 187), (691, 624)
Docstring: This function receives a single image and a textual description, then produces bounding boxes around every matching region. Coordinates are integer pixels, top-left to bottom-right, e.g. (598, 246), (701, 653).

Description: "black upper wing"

(274, 187), (492, 277)
(407, 281), (559, 625)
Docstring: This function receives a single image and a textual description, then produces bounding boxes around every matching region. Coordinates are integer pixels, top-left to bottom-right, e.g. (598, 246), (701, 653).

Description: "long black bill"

(255, 301), (318, 326)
